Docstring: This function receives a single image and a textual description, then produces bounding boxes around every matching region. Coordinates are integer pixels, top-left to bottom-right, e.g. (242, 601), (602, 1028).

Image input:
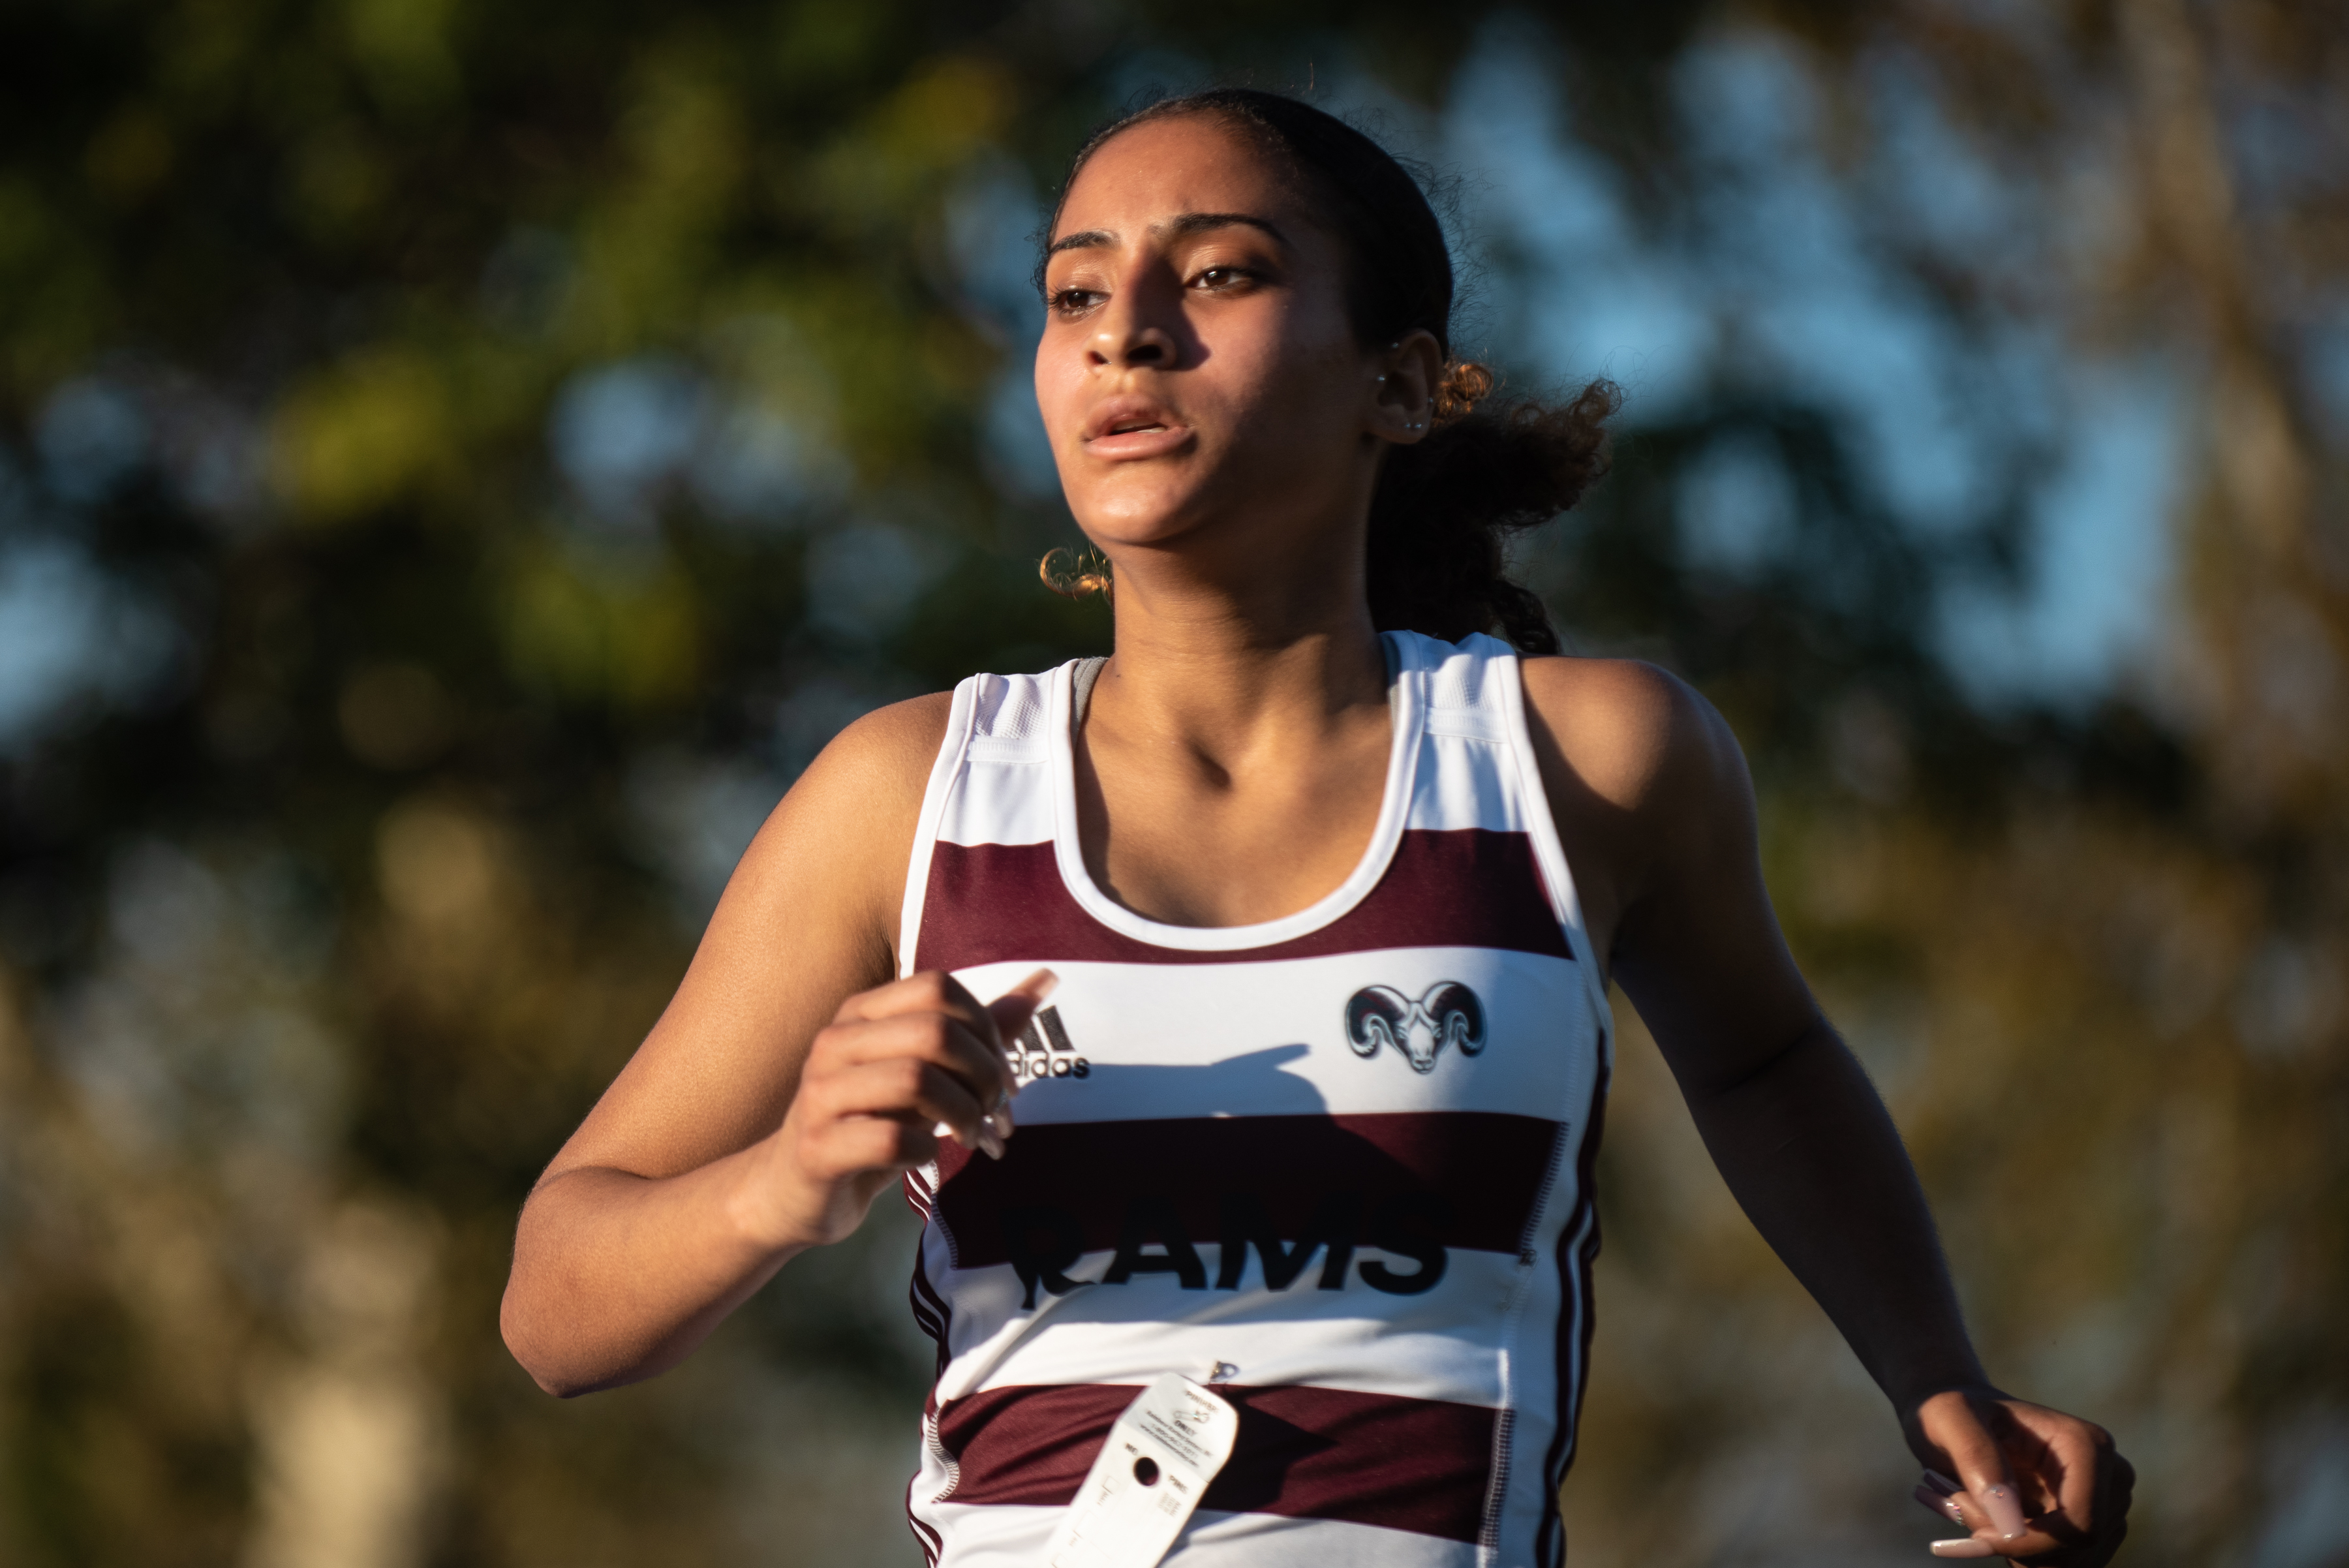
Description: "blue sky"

(1438, 23), (2184, 706)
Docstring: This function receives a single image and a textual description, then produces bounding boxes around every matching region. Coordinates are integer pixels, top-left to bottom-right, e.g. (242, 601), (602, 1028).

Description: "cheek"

(1218, 287), (1356, 393)
(1220, 317), (1361, 440)
(1034, 335), (1091, 445)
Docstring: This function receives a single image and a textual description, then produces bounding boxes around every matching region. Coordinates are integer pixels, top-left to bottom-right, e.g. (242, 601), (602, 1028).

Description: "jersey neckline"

(1043, 632), (1428, 952)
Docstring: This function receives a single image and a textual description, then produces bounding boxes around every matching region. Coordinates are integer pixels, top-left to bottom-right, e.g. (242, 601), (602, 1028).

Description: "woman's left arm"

(1522, 656), (2134, 1565)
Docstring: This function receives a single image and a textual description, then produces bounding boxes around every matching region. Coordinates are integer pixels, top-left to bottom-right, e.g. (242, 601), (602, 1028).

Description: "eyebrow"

(1045, 211), (1290, 257)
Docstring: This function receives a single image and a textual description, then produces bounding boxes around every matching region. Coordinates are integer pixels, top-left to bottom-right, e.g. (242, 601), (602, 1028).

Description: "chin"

(1067, 489), (1221, 549)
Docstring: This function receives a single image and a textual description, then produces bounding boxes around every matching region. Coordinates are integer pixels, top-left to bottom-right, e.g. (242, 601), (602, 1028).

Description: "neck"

(1088, 526), (1389, 752)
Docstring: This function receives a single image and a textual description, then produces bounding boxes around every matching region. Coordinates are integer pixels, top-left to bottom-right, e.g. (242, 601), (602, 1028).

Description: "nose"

(1088, 268), (1182, 371)
(1088, 318), (1176, 370)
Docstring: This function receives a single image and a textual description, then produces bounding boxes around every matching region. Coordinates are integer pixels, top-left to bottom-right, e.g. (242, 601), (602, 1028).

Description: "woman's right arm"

(499, 695), (1034, 1398)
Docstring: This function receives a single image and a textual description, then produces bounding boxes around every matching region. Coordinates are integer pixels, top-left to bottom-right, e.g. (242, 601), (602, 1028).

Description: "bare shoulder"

(1516, 655), (1747, 823)
(698, 688), (959, 965)
(794, 690), (957, 804)
(746, 690), (957, 879)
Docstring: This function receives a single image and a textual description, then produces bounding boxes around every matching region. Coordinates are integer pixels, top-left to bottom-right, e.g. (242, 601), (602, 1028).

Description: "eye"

(1191, 265), (1256, 291)
(1049, 285), (1104, 317)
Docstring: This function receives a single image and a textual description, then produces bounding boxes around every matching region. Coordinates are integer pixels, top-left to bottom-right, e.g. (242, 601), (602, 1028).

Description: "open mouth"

(1085, 397), (1186, 445)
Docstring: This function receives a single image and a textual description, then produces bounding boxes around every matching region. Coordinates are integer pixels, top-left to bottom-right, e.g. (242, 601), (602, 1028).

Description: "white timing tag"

(1043, 1373), (1240, 1568)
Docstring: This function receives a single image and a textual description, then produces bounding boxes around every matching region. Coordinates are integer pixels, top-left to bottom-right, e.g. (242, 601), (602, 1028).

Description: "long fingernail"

(1913, 1484), (1965, 1524)
(1980, 1485), (2027, 1540)
(1000, 972), (1058, 1101)
(1929, 1540), (1993, 1559)
(976, 1124), (1006, 1161)
(986, 1108), (1014, 1142)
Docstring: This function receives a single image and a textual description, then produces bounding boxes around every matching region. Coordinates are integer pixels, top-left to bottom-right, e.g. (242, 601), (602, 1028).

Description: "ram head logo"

(1345, 983), (1486, 1074)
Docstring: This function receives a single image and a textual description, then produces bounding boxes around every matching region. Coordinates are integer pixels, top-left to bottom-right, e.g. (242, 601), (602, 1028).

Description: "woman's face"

(1036, 115), (1415, 563)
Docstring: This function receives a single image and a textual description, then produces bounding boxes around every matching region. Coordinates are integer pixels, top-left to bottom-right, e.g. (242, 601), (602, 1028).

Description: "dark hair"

(1039, 87), (1617, 655)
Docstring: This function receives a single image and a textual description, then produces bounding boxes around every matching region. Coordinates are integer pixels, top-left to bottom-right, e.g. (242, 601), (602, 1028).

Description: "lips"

(1082, 395), (1193, 457)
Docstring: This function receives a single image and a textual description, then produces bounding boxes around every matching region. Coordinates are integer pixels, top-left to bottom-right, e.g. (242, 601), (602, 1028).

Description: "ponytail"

(1366, 366), (1618, 655)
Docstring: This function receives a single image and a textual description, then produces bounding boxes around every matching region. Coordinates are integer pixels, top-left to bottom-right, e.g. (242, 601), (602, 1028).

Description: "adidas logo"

(1011, 1006), (1090, 1084)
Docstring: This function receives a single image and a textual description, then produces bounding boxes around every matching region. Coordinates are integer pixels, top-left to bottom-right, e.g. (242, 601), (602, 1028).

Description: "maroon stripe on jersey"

(938, 1382), (1497, 1543)
(914, 827), (1570, 972)
(933, 1111), (1561, 1268)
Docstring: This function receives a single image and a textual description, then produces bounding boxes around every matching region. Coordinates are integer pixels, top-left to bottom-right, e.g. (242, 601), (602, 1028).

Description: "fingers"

(2055, 1426), (2100, 1530)
(830, 1019), (1009, 1160)
(1915, 1471), (1967, 1528)
(2018, 1402), (2110, 1547)
(1911, 1392), (2134, 1566)
(1978, 1402), (2122, 1563)
(835, 970), (1004, 1052)
(2089, 1448), (2135, 1565)
(932, 966), (1057, 1161)
(1973, 1479), (2031, 1543)
(1919, 1391), (2029, 1541)
(831, 1011), (1011, 1110)
(797, 1107), (940, 1180)
(1914, 1390), (2057, 1559)
(1915, 1468), (1988, 1557)
(826, 974), (1019, 1108)
(1916, 1466), (1989, 1558)
(829, 968), (1060, 1103)
(766, 970), (1066, 1252)
(802, 971), (1061, 1173)
(987, 968), (1060, 1066)
(2014, 1409), (2129, 1567)
(963, 971), (1057, 1156)
(797, 1056), (987, 1173)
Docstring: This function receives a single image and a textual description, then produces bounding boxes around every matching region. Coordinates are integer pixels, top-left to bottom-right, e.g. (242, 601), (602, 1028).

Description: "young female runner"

(502, 89), (2132, 1567)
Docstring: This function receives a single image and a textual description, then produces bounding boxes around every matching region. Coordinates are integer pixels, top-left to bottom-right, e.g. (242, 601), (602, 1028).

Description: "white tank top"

(896, 632), (1612, 1568)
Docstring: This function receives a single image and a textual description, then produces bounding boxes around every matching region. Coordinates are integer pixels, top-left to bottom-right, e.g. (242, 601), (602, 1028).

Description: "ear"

(1366, 329), (1445, 446)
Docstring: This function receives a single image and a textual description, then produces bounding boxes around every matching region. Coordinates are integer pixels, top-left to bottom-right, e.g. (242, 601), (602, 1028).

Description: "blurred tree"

(0, 1), (2342, 1566)
(1533, 3), (2349, 1564)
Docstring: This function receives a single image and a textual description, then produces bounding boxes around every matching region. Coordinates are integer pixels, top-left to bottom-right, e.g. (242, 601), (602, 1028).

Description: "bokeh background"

(1, 0), (2344, 1564)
